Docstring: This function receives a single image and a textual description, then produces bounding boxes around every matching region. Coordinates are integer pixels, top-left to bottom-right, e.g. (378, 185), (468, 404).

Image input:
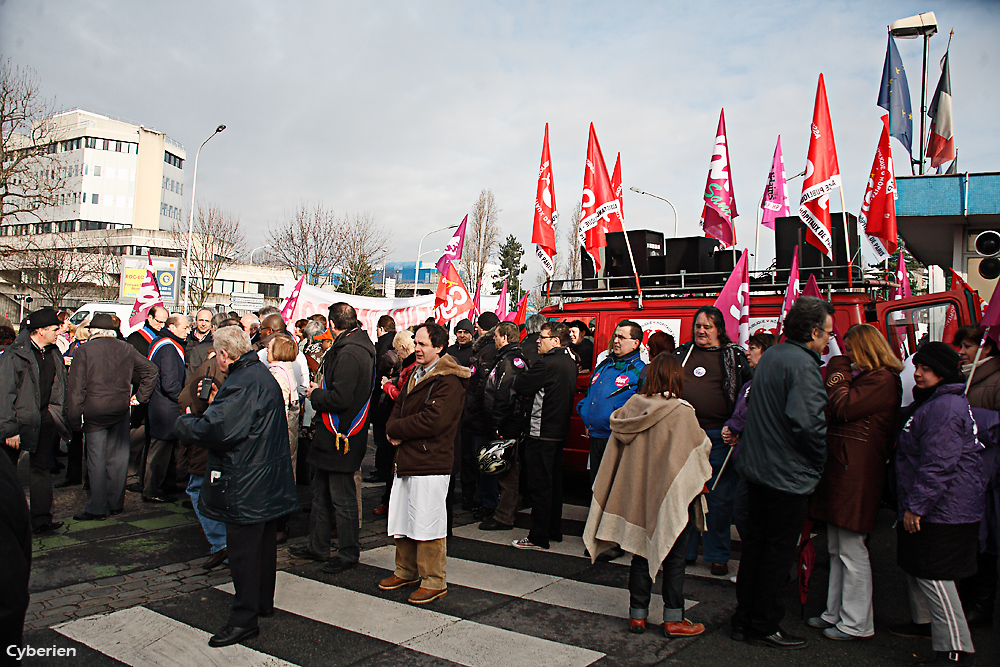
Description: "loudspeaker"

(774, 214), (858, 284)
(661, 236), (722, 285)
(605, 230), (665, 277)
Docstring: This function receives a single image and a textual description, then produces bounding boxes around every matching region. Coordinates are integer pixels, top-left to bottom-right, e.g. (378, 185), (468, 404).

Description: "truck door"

(874, 292), (970, 359)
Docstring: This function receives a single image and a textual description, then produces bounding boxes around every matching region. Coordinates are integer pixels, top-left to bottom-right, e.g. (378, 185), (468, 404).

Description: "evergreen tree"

(493, 234), (527, 296)
(337, 255), (378, 296)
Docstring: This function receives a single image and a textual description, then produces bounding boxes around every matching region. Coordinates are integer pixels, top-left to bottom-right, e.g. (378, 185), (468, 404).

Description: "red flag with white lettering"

(858, 115), (898, 258)
(799, 74), (841, 259)
(433, 262), (473, 323)
(532, 124), (558, 277)
(129, 252), (165, 327)
(579, 123), (619, 270)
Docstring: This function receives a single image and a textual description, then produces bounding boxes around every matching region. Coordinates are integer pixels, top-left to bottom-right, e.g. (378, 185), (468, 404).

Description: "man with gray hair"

(521, 313), (547, 366)
(174, 325), (297, 647)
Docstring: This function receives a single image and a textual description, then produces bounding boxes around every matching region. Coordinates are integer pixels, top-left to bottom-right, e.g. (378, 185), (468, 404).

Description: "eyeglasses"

(153, 318), (167, 325)
(613, 333), (633, 340)
(539, 335), (558, 340)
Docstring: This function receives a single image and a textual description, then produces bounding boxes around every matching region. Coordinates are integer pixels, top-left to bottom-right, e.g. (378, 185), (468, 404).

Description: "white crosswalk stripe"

(220, 572), (604, 667)
(54, 606), (294, 667)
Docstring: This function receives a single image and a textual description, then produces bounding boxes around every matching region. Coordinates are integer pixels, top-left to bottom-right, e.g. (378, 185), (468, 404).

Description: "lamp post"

(182, 124), (226, 315)
(890, 12), (938, 175)
(630, 187), (679, 238)
(249, 245), (270, 265)
(414, 224), (458, 296)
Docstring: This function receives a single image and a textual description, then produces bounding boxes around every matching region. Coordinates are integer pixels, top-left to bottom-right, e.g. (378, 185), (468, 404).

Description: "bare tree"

(172, 203), (246, 308)
(460, 189), (501, 292)
(560, 205), (583, 282)
(0, 59), (66, 228)
(267, 203), (343, 288)
(7, 236), (94, 307)
(89, 230), (127, 300)
(336, 212), (391, 296)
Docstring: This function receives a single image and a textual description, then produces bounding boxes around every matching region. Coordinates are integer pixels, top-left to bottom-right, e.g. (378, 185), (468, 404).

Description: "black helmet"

(477, 438), (516, 476)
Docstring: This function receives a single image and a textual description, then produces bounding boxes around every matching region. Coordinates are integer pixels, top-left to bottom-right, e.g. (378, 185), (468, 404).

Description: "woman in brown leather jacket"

(807, 324), (902, 640)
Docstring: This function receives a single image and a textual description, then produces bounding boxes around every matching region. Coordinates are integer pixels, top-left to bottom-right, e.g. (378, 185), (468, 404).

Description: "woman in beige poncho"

(583, 353), (712, 637)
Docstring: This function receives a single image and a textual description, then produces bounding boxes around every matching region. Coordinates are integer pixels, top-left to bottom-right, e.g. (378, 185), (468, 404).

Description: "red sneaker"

(628, 618), (646, 634)
(373, 504), (389, 516)
(663, 619), (705, 637)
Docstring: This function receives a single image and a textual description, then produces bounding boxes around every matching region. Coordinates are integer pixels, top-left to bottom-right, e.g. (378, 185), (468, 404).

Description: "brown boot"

(408, 587), (447, 605)
(378, 574), (420, 590)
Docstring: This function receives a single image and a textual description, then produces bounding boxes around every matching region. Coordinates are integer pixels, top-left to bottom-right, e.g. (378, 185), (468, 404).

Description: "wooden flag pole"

(754, 194), (764, 273)
(838, 186), (853, 288)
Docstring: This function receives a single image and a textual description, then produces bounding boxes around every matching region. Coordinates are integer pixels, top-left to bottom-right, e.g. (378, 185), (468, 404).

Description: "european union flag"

(877, 34), (913, 156)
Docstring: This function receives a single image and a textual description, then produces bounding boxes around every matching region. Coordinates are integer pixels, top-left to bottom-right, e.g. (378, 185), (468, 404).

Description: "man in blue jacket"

(732, 296), (833, 650)
(577, 320), (645, 560)
(173, 326), (297, 648)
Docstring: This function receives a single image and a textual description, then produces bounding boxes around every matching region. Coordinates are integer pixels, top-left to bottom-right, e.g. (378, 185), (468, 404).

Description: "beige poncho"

(583, 393), (712, 581)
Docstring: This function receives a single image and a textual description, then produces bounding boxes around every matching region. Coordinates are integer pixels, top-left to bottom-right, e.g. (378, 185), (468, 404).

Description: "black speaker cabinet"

(774, 214), (858, 284)
(605, 230), (665, 278)
(661, 236), (722, 285)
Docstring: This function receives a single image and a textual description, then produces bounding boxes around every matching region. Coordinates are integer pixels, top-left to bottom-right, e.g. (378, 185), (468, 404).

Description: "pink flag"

(713, 249), (750, 347)
(761, 136), (790, 230)
(279, 275), (306, 325)
(471, 279), (482, 320)
(891, 251), (911, 301)
(129, 253), (165, 327)
(701, 109), (738, 247)
(435, 215), (468, 275)
(801, 274), (843, 359)
(980, 276), (1000, 344)
(494, 279), (508, 317)
(777, 245), (800, 335)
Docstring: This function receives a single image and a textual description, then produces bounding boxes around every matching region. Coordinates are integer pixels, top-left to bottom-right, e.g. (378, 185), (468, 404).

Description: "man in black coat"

(513, 321), (579, 550)
(446, 318), (475, 367)
(144, 314), (190, 502)
(444, 317), (475, 514)
(460, 312), (500, 512)
(67, 314), (158, 520)
(366, 315), (398, 485)
(126, 305), (167, 488)
(0, 449), (31, 660)
(292, 303), (375, 574)
(173, 325), (297, 648)
(0, 308), (69, 533)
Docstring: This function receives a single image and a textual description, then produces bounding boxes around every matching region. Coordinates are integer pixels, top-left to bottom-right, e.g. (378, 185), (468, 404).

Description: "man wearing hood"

(292, 303), (375, 575)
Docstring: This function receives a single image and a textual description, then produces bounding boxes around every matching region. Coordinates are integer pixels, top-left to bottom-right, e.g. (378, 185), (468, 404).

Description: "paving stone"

(146, 581), (181, 592)
(157, 562), (190, 574)
(46, 593), (83, 605)
(78, 596), (115, 609)
(118, 578), (153, 592)
(26, 602), (45, 614)
(145, 590), (178, 602)
(94, 575), (128, 586)
(39, 605), (77, 618)
(176, 582), (206, 593)
(57, 581), (98, 594)
(29, 588), (63, 602)
(73, 605), (112, 617)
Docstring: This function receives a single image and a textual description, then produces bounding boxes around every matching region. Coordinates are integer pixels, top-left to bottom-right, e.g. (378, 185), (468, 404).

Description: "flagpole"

(618, 222), (644, 308)
(965, 329), (989, 394)
(754, 194), (763, 273)
(838, 187), (853, 288)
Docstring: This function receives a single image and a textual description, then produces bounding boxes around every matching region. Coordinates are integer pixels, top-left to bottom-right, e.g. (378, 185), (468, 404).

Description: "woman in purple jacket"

(891, 342), (983, 664)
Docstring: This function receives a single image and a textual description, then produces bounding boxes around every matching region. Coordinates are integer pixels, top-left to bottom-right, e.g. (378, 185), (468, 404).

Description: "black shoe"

(126, 482), (143, 493)
(473, 506), (495, 520)
(32, 521), (65, 534)
(208, 625), (259, 648)
(142, 495), (173, 504)
(258, 608), (275, 618)
(363, 473), (383, 483)
(54, 479), (81, 488)
(747, 629), (807, 650)
(322, 557), (357, 574)
(918, 651), (976, 664)
(462, 501), (482, 512)
(731, 627), (748, 642)
(478, 516), (513, 531)
(203, 548), (228, 570)
(549, 534), (563, 543)
(73, 511), (106, 521)
(965, 607), (993, 628)
(889, 621), (933, 638)
(109, 509), (123, 516)
(288, 546), (327, 562)
(597, 545), (625, 561)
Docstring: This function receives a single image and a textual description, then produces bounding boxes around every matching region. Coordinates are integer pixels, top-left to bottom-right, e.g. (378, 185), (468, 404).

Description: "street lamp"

(890, 11), (938, 175)
(414, 224), (458, 296)
(249, 245), (270, 265)
(182, 124), (226, 314)
(630, 187), (679, 238)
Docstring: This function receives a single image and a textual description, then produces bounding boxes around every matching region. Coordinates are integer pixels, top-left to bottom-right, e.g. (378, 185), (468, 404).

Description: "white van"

(68, 303), (140, 337)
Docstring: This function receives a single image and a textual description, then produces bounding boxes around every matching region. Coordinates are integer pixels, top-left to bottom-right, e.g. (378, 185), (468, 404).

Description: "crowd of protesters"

(1, 293), (998, 665)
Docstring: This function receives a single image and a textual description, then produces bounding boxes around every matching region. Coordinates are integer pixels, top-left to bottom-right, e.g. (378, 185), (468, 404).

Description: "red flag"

(802, 274), (844, 361)
(950, 268), (984, 316)
(777, 246), (801, 336)
(859, 115), (898, 257)
(701, 109), (738, 247)
(712, 250), (750, 347)
(926, 51), (955, 169)
(471, 279), (482, 320)
(532, 124), (558, 277)
(799, 74), (841, 259)
(279, 274), (306, 325)
(495, 279), (508, 317)
(433, 262), (473, 323)
(129, 252), (165, 327)
(608, 153), (624, 234)
(579, 123), (619, 270)
(510, 292), (529, 325)
(980, 277), (1000, 344)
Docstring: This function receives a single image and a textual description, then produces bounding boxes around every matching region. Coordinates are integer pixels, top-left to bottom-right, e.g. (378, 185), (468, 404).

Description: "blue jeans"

(187, 474), (227, 553)
(687, 429), (736, 564)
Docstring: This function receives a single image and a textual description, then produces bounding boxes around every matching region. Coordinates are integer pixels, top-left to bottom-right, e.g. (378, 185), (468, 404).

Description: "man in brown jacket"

(380, 323), (470, 605)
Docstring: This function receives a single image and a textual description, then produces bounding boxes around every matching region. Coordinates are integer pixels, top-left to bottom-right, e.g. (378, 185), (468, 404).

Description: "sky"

(3, 0), (998, 288)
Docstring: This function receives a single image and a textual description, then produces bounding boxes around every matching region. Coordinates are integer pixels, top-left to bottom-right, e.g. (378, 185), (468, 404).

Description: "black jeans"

(732, 480), (809, 636)
(524, 436), (564, 548)
(629, 503), (695, 622)
(225, 519), (277, 628)
(589, 436), (609, 488)
(64, 430), (84, 483)
(4, 418), (58, 529)
(308, 469), (360, 562)
(371, 412), (393, 481)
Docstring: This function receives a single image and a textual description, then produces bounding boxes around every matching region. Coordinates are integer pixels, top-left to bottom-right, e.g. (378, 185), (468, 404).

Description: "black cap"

(25, 308), (61, 330)
(455, 318), (474, 334)
(89, 314), (117, 330)
(913, 341), (963, 383)
(477, 312), (500, 330)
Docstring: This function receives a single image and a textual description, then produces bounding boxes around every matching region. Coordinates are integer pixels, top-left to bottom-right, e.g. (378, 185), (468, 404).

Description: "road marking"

(54, 606), (293, 666)
(220, 572), (603, 667)
(361, 545), (696, 624)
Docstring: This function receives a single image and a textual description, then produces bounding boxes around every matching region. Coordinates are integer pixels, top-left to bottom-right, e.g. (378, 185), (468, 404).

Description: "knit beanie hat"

(454, 318), (475, 334)
(913, 341), (963, 384)
(477, 312), (500, 330)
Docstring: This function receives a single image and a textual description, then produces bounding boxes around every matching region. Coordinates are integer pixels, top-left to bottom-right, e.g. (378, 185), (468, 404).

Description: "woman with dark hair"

(584, 353), (712, 637)
(647, 331), (676, 359)
(953, 324), (1000, 628)
(891, 342), (981, 663)
(675, 305), (752, 576)
(806, 324), (902, 640)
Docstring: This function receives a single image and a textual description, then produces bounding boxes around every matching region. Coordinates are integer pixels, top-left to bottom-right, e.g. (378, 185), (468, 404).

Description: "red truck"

(540, 279), (980, 473)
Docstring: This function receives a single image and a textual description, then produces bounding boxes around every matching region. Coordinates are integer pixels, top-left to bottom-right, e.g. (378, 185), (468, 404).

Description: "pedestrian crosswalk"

(52, 503), (738, 666)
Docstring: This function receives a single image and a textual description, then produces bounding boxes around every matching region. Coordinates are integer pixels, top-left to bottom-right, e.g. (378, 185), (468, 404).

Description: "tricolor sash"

(318, 371), (375, 454)
(148, 336), (185, 361)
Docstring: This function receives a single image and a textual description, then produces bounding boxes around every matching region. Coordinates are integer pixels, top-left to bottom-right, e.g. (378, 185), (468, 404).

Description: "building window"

(92, 193), (99, 204)
(94, 165), (101, 177)
(102, 139), (109, 150)
(85, 137), (96, 149)
(57, 221), (76, 232)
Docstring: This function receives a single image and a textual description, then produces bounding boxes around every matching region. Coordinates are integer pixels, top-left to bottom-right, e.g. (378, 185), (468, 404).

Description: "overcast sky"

(3, 0), (998, 285)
